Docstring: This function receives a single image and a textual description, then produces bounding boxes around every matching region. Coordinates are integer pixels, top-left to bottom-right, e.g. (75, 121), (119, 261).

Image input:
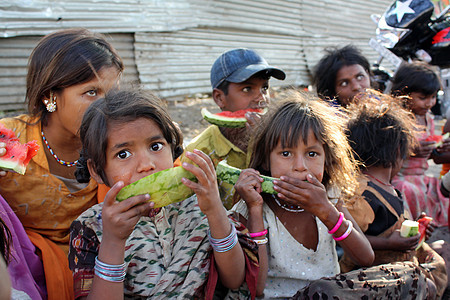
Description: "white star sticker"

(389, 0), (416, 23)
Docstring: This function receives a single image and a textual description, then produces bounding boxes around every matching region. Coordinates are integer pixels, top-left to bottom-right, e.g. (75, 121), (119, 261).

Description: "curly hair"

(346, 89), (417, 169)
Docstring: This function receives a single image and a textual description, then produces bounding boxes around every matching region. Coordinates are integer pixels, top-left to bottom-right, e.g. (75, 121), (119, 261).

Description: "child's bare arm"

(181, 149), (245, 290)
(235, 169), (268, 297)
(366, 231), (420, 251)
(88, 182), (153, 300)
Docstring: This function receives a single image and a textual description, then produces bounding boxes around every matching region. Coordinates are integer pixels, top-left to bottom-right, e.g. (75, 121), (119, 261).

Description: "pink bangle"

(249, 229), (268, 238)
(333, 220), (353, 241)
(328, 212), (344, 234)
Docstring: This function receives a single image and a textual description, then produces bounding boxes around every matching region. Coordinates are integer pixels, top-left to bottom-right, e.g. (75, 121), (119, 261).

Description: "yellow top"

(0, 115), (98, 254)
(181, 125), (251, 209)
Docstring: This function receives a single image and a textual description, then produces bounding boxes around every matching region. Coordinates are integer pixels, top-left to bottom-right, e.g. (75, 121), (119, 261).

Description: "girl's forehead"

(276, 127), (320, 148)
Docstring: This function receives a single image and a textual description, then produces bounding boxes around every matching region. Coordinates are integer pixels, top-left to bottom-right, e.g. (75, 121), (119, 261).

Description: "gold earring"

(44, 92), (57, 113)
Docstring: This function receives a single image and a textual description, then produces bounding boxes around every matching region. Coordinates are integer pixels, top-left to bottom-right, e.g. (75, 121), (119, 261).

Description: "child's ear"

(87, 159), (105, 185)
(212, 88), (226, 109)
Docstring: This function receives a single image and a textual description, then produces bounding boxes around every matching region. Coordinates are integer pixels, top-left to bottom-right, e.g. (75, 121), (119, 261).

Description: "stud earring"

(44, 92), (57, 113)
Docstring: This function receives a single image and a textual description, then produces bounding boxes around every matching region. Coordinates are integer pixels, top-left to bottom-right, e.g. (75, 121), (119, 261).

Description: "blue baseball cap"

(210, 48), (286, 89)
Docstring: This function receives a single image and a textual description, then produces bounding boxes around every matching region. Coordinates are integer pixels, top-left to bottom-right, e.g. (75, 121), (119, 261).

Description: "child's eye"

(308, 151), (318, 157)
(116, 150), (131, 159)
(86, 89), (98, 97)
(242, 87), (251, 93)
(339, 81), (348, 87)
(356, 74), (365, 81)
(150, 142), (164, 151)
(281, 151), (291, 157)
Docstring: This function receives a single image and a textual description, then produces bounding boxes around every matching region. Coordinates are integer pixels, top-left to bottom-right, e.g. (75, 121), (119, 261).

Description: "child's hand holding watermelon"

(425, 132), (450, 149)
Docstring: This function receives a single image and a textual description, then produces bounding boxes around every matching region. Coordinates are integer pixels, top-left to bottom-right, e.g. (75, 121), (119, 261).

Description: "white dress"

(232, 200), (340, 299)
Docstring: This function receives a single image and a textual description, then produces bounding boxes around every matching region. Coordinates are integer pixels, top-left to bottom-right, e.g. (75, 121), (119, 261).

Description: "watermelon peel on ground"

(201, 108), (266, 128)
(216, 160), (277, 194)
(115, 166), (198, 208)
(0, 123), (39, 175)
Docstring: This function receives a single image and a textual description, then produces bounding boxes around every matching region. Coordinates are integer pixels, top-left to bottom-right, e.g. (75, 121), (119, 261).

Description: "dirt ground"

(166, 95), (219, 145)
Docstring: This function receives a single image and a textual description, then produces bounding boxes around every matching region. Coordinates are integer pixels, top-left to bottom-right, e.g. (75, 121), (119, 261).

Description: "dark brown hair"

(76, 89), (183, 186)
(0, 217), (12, 264)
(26, 28), (124, 125)
(249, 89), (359, 201)
(346, 89), (416, 169)
(313, 45), (372, 103)
(391, 61), (441, 97)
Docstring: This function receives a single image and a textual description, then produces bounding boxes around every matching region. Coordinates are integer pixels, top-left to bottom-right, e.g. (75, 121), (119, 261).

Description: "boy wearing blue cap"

(181, 48), (285, 209)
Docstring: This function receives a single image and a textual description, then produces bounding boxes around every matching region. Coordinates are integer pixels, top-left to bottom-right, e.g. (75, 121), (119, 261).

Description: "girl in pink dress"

(391, 61), (450, 227)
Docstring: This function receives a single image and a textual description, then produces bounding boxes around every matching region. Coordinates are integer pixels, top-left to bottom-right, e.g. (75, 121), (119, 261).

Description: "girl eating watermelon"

(390, 61), (450, 228)
(69, 89), (258, 299)
(344, 90), (447, 299)
(0, 28), (124, 298)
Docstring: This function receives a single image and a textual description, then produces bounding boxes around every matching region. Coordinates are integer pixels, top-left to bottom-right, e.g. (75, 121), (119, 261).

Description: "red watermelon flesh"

(215, 108), (264, 118)
(0, 124), (39, 175)
(416, 216), (433, 250)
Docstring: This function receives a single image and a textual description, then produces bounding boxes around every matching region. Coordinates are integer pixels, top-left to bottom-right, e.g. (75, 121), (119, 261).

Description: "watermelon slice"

(116, 166), (198, 207)
(0, 123), (39, 175)
(416, 216), (433, 250)
(400, 220), (419, 238)
(425, 132), (450, 147)
(216, 160), (277, 194)
(201, 108), (265, 128)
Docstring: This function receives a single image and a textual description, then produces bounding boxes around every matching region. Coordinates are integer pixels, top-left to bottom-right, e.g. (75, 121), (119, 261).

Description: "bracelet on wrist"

(94, 256), (127, 282)
(333, 220), (353, 242)
(249, 229), (268, 238)
(208, 223), (238, 253)
(254, 237), (268, 245)
(328, 212), (344, 234)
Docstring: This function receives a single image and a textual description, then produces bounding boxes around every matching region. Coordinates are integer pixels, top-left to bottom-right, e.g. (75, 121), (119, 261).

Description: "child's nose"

(351, 80), (362, 91)
(137, 155), (156, 173)
(254, 89), (269, 107)
(293, 156), (308, 172)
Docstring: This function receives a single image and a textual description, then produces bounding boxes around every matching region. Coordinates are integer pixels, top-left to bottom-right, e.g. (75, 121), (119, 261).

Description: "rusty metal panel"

(0, 33), (137, 110)
(0, 0), (198, 37)
(134, 28), (307, 99)
(1, 0), (395, 103)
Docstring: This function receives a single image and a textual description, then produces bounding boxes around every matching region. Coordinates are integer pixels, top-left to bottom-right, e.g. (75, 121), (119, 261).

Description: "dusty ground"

(166, 95), (219, 145)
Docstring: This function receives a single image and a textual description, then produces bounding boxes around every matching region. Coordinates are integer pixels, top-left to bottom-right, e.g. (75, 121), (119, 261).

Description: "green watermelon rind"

(0, 159), (26, 175)
(201, 108), (247, 128)
(116, 166), (197, 207)
(216, 160), (277, 194)
(400, 220), (419, 238)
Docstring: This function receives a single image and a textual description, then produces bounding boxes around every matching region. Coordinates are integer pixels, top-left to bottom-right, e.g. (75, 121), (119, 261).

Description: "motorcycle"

(370, 0), (450, 114)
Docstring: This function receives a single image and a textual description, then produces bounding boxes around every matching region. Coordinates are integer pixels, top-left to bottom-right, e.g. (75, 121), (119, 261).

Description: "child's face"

(49, 66), (120, 138)
(334, 64), (370, 106)
(102, 117), (174, 186)
(217, 76), (270, 112)
(269, 129), (325, 182)
(408, 91), (436, 116)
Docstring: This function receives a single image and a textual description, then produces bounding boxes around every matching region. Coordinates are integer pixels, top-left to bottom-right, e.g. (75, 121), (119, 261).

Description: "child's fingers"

(193, 149), (216, 174)
(183, 150), (214, 179)
(0, 144), (5, 157)
(103, 181), (125, 207)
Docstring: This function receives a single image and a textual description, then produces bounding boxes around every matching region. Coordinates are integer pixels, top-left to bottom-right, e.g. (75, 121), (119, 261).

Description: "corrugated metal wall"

(0, 0), (393, 109)
(0, 33), (138, 110)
